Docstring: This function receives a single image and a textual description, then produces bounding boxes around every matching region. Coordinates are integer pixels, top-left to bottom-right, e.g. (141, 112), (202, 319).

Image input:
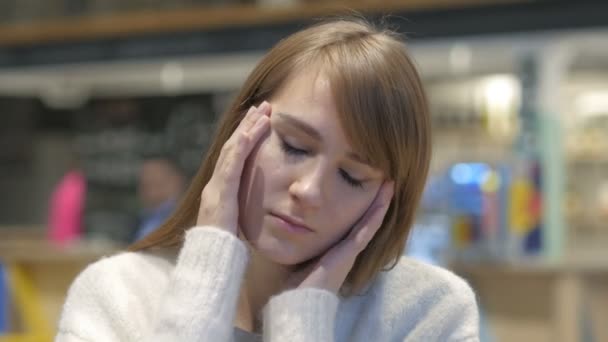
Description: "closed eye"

(339, 169), (364, 188)
(280, 139), (308, 156)
(280, 138), (365, 189)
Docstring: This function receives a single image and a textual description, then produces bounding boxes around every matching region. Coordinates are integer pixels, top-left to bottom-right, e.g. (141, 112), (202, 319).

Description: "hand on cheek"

(287, 180), (395, 293)
(196, 102), (271, 235)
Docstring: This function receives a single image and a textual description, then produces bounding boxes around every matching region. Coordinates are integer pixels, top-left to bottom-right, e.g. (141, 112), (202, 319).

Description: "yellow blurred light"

(481, 170), (501, 193)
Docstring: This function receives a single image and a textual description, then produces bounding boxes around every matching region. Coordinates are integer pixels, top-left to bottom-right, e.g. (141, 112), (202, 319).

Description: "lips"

(269, 212), (314, 233)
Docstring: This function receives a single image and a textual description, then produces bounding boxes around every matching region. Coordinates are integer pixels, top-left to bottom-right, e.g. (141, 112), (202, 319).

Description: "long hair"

(129, 17), (431, 295)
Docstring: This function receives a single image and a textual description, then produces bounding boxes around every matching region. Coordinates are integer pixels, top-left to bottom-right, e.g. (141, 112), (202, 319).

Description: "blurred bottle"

(506, 158), (542, 259)
(47, 169), (86, 246)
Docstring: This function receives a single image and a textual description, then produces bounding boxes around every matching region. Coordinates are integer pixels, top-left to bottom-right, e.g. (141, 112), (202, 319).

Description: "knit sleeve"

(398, 272), (480, 342)
(56, 226), (249, 342)
(436, 282), (480, 342)
(262, 288), (340, 342)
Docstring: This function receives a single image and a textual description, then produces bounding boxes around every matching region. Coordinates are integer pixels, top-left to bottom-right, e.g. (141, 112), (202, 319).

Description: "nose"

(288, 161), (326, 210)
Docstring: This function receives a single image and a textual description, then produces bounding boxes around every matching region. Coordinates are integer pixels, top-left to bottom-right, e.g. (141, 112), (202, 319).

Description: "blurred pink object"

(48, 170), (86, 245)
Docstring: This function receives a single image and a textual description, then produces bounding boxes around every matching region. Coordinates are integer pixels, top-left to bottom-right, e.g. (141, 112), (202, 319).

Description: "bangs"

(316, 40), (409, 180)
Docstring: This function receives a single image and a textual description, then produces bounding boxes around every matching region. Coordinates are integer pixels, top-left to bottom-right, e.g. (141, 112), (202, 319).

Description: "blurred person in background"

(133, 153), (186, 242)
(57, 18), (479, 341)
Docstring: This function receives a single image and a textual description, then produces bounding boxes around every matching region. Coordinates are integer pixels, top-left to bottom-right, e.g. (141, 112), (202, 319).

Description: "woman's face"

(238, 70), (385, 265)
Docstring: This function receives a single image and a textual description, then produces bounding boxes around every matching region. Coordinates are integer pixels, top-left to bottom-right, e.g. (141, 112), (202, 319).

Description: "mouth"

(269, 211), (314, 234)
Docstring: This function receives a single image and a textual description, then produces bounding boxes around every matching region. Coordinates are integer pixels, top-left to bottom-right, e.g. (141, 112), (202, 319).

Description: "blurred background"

(0, 0), (607, 341)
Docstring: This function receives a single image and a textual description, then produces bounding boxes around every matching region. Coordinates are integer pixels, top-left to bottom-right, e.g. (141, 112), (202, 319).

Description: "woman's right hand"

(196, 101), (271, 235)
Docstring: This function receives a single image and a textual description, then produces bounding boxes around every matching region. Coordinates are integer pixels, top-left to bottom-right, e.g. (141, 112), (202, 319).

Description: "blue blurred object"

(450, 163), (490, 186)
(406, 215), (451, 265)
(0, 263), (7, 333)
(479, 305), (496, 342)
(133, 199), (177, 242)
(449, 164), (486, 216)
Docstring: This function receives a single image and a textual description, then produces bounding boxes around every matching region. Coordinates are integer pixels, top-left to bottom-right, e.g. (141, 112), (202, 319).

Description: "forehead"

(271, 70), (344, 138)
(274, 68), (333, 105)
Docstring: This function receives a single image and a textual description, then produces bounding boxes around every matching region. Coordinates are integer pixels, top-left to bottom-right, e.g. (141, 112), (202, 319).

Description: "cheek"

(301, 189), (377, 259)
(342, 196), (371, 223)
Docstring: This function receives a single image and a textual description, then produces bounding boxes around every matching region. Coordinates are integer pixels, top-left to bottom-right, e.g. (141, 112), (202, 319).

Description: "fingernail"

(259, 101), (270, 113)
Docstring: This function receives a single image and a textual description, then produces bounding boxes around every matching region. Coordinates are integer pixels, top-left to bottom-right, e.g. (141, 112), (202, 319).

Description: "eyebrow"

(276, 112), (371, 166)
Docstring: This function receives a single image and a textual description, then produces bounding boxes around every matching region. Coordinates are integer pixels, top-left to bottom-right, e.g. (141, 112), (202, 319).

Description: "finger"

(318, 182), (394, 273)
(288, 257), (321, 288)
(256, 101), (272, 117)
(216, 102), (270, 169)
(344, 181), (394, 252)
(240, 115), (270, 158)
(220, 132), (249, 184)
(235, 104), (261, 135)
(222, 116), (270, 186)
(234, 101), (270, 136)
(215, 105), (257, 169)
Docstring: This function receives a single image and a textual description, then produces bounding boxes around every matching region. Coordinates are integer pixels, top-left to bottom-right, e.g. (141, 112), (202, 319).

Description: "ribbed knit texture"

(263, 288), (339, 342)
(56, 226), (479, 341)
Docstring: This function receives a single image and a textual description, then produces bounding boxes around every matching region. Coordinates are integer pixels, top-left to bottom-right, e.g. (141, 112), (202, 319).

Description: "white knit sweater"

(56, 226), (479, 341)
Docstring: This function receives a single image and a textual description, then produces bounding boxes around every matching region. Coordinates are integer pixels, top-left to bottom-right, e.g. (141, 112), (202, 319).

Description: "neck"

(235, 245), (294, 333)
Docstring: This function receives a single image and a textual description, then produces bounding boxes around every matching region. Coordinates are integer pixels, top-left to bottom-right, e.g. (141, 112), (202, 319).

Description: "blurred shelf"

(0, 228), (119, 264)
(452, 239), (608, 275)
(453, 257), (608, 275)
(567, 158), (608, 166)
(0, 0), (520, 47)
(0, 239), (120, 264)
(1, 0), (608, 68)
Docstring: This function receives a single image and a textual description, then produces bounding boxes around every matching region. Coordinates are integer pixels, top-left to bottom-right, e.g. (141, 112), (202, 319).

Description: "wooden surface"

(468, 271), (554, 341)
(0, 0), (528, 46)
(0, 227), (120, 263)
(0, 239), (118, 264)
(453, 255), (608, 274)
(456, 262), (608, 342)
(553, 273), (583, 342)
(587, 276), (608, 342)
(17, 261), (91, 330)
(0, 230), (119, 338)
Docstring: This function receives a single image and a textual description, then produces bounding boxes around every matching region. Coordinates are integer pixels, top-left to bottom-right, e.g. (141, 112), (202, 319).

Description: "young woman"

(57, 18), (479, 341)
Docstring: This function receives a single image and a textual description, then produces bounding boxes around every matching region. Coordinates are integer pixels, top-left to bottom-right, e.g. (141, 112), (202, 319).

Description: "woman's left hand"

(288, 181), (395, 294)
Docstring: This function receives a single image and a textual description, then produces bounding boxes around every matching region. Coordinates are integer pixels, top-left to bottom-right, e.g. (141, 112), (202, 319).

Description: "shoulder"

(372, 257), (479, 339)
(63, 250), (176, 308)
(382, 256), (476, 300)
(71, 250), (175, 289)
(58, 250), (175, 339)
